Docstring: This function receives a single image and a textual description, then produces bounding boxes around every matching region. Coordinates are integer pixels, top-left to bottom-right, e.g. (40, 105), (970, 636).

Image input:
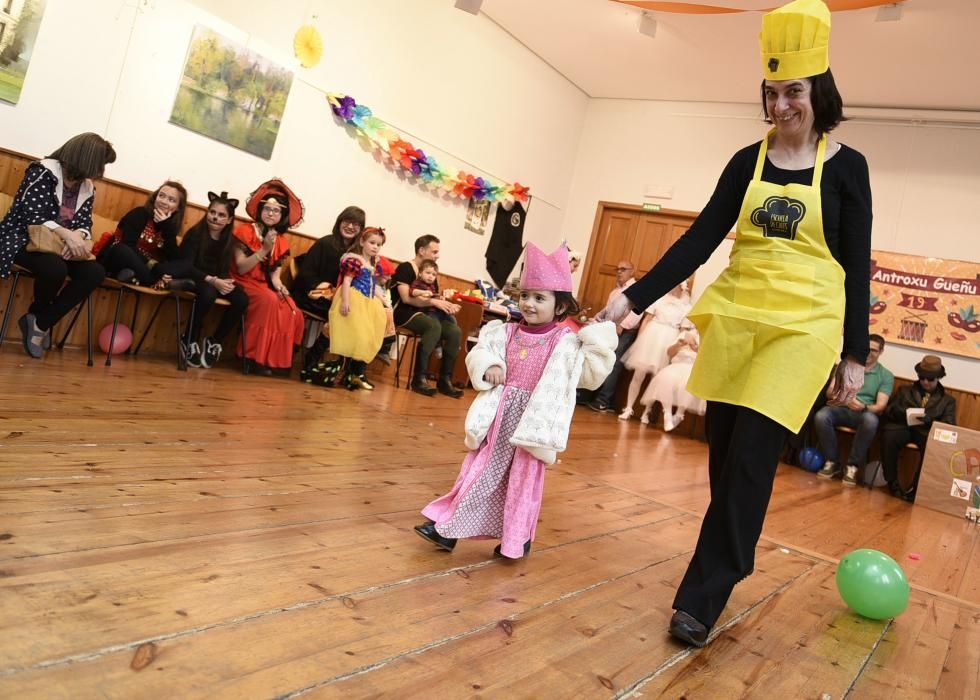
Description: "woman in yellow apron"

(600, 0), (872, 646)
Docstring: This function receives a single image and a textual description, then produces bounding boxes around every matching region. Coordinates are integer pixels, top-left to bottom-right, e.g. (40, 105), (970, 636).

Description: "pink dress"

(422, 322), (569, 558)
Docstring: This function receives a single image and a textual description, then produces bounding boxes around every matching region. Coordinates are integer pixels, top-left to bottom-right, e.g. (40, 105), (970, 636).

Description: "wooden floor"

(0, 348), (977, 699)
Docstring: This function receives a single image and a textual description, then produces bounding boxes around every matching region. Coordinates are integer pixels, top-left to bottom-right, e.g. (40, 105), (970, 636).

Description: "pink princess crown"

(519, 242), (573, 292)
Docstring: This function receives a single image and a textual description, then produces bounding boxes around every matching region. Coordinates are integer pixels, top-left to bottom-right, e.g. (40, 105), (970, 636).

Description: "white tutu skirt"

(622, 321), (677, 373)
(640, 360), (706, 415)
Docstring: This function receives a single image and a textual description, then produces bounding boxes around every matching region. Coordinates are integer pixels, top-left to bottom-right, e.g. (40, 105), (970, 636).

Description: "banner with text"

(869, 251), (980, 360)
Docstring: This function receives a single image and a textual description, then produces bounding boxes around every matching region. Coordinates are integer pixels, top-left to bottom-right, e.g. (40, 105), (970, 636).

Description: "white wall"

(562, 99), (980, 392)
(0, 0), (588, 282)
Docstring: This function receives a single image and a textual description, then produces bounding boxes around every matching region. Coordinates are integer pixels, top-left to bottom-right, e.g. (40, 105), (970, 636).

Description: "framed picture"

(464, 198), (491, 235)
(0, 0), (47, 105)
(170, 25), (293, 160)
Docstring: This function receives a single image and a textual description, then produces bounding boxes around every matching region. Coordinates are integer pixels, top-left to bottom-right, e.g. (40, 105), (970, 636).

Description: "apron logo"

(750, 196), (806, 240)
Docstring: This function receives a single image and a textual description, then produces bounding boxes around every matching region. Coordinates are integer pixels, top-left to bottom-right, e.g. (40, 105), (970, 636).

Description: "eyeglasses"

(615, 267), (633, 272)
(917, 375), (938, 382)
(262, 205), (284, 214)
(341, 222), (362, 231)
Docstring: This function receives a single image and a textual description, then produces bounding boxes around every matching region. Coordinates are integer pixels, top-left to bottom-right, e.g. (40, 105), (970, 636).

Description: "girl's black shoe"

(414, 522), (457, 551)
(492, 540), (532, 559)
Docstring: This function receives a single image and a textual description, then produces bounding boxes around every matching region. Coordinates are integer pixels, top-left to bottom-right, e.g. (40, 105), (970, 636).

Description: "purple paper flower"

(332, 95), (357, 121)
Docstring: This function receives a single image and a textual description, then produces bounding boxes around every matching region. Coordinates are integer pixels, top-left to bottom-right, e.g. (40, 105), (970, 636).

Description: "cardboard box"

(915, 422), (980, 521)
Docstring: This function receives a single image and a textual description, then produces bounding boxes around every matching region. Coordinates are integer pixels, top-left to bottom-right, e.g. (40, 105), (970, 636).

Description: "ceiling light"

(454, 0), (483, 15)
(638, 12), (657, 39)
(875, 3), (902, 22)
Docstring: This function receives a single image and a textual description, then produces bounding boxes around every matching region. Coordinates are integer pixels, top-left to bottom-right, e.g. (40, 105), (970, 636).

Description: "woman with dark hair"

(0, 132), (116, 359)
(230, 179), (305, 375)
(599, 0), (872, 647)
(292, 205), (366, 381)
(177, 191), (249, 369)
(95, 180), (191, 289)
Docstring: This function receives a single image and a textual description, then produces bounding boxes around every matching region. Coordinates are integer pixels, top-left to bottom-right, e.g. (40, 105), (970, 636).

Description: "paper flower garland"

(326, 93), (530, 204)
(294, 26), (323, 68)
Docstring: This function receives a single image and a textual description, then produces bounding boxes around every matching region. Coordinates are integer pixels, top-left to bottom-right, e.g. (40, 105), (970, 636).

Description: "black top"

(178, 224), (230, 277)
(624, 141), (873, 363)
(392, 261), (432, 327)
(291, 234), (348, 298)
(117, 207), (182, 260)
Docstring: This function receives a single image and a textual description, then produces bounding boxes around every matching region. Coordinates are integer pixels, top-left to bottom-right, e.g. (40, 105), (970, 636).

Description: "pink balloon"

(98, 324), (132, 354)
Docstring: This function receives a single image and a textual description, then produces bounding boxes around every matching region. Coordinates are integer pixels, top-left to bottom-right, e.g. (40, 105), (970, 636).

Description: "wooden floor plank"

(0, 351), (977, 698)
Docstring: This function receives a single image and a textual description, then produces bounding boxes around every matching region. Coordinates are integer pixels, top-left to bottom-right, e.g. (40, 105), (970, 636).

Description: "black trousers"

(185, 283), (249, 345)
(672, 401), (787, 629)
(880, 425), (927, 491)
(13, 250), (106, 331)
(594, 327), (639, 405)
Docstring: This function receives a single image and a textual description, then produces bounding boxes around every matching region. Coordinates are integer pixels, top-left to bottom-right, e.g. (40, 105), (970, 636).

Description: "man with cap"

(598, 0), (872, 646)
(879, 355), (957, 502)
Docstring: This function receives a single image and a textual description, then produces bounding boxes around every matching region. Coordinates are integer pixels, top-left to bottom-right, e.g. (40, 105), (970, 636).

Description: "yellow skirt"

(328, 291), (387, 362)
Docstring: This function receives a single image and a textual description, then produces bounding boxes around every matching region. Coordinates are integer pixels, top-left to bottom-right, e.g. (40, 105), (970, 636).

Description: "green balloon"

(836, 549), (910, 620)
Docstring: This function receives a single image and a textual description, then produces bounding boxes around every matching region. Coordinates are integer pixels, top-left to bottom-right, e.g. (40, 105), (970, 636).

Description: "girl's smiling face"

(518, 289), (558, 326)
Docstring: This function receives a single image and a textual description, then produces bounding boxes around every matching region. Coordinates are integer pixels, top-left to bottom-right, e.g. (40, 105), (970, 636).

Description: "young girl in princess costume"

(414, 243), (617, 558)
(328, 226), (390, 390)
(640, 321), (706, 431)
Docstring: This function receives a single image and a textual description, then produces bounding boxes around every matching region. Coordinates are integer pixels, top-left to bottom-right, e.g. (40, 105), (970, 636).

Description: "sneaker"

(201, 337), (222, 368)
(184, 340), (203, 368)
(843, 465), (859, 486)
(817, 460), (840, 480)
(116, 268), (137, 284)
(587, 400), (609, 413)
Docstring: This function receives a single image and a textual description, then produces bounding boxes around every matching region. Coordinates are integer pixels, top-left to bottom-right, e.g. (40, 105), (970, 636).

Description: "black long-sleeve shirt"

(291, 234), (347, 298)
(624, 141), (873, 363)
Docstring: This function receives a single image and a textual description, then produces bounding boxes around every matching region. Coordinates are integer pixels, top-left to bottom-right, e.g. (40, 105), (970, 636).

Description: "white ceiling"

(480, 0), (980, 111)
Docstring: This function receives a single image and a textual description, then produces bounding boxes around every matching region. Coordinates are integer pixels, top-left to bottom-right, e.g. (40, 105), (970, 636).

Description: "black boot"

(437, 375), (463, 399)
(300, 334), (331, 381)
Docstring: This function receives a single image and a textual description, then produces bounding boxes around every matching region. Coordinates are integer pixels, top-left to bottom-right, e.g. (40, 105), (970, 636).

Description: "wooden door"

(579, 203), (699, 315)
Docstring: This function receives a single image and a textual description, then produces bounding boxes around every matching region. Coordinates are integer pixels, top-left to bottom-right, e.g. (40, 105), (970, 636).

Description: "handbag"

(25, 225), (95, 261)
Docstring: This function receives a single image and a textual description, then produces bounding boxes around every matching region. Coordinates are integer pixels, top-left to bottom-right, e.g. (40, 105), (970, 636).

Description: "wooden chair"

(285, 255), (330, 369)
(101, 279), (188, 370)
(394, 328), (422, 388)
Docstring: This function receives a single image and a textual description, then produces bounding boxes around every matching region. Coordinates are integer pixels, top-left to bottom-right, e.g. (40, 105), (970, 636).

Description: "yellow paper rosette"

(294, 25), (323, 68)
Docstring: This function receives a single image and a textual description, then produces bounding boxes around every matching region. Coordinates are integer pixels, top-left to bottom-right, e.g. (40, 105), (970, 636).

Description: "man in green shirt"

(814, 334), (894, 486)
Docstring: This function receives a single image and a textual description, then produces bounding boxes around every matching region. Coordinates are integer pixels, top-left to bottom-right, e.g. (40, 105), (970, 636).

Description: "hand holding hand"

(595, 293), (633, 324)
(59, 229), (89, 260)
(211, 277), (235, 295)
(484, 365), (505, 386)
(827, 358), (865, 406)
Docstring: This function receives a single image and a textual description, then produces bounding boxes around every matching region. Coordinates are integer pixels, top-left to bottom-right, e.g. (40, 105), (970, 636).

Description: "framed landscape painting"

(0, 0), (48, 105)
(170, 25), (293, 159)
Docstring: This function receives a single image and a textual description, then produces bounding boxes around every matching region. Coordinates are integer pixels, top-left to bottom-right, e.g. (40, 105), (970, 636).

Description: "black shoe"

(901, 487), (917, 503)
(492, 540), (532, 559)
(168, 278), (196, 292)
(887, 481), (905, 499)
(411, 377), (436, 397)
(116, 268), (137, 284)
(248, 360), (272, 376)
(437, 376), (463, 398)
(414, 522), (457, 551)
(201, 337), (222, 368)
(669, 610), (709, 647)
(587, 400), (609, 413)
(184, 340), (203, 368)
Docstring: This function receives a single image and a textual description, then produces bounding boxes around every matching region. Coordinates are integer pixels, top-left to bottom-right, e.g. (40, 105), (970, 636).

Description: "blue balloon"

(799, 446), (825, 472)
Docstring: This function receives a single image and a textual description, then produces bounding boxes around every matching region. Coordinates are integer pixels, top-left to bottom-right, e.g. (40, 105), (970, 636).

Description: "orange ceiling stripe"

(614, 0), (902, 13)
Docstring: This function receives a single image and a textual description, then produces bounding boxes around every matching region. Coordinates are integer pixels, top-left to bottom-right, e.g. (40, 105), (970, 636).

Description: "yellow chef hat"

(760, 0), (831, 80)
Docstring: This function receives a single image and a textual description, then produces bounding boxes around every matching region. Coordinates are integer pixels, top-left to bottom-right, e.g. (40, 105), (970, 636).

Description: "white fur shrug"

(463, 320), (617, 465)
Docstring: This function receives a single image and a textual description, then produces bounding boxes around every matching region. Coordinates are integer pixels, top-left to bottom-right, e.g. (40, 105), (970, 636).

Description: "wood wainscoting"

(0, 147), (475, 357)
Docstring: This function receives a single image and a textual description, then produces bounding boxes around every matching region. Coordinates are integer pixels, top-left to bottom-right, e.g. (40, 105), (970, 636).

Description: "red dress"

(230, 223), (304, 369)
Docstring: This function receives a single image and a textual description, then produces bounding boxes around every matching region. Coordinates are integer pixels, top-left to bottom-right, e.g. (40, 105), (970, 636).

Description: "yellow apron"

(687, 131), (845, 433)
